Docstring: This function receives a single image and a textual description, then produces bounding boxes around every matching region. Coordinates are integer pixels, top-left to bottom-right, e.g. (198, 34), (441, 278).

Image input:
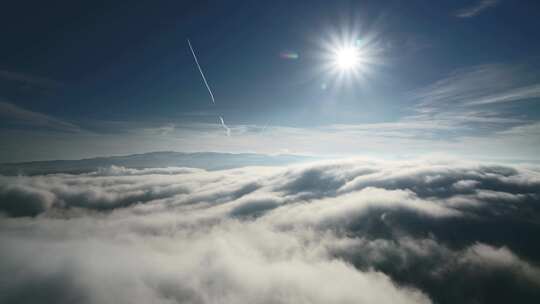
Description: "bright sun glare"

(334, 46), (360, 71)
(320, 29), (379, 85)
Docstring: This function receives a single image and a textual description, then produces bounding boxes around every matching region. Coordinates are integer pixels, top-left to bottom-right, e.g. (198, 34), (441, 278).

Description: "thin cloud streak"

(0, 70), (64, 89)
(455, 0), (500, 18)
(466, 83), (540, 105)
(410, 64), (526, 110)
(406, 64), (539, 136)
(0, 101), (80, 133)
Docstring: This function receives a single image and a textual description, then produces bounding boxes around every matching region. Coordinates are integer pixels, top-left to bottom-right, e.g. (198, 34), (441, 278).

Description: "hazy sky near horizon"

(1, 0), (540, 162)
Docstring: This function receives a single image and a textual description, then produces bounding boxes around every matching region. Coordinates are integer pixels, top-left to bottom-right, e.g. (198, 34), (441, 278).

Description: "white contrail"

(187, 39), (230, 136)
(187, 39), (215, 104)
(219, 116), (231, 137)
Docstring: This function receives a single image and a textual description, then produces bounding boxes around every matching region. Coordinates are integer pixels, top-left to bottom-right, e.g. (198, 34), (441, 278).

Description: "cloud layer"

(1, 159), (540, 303)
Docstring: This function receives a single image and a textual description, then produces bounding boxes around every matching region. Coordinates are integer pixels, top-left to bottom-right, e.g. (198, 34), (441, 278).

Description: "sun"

(317, 26), (382, 87)
(333, 46), (361, 71)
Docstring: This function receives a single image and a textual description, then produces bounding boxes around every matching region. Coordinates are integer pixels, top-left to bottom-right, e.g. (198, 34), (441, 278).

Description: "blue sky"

(1, 0), (540, 162)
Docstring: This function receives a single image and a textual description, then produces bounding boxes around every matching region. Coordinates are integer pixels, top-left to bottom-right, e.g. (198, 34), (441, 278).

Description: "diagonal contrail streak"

(187, 39), (215, 104)
(188, 38), (230, 136)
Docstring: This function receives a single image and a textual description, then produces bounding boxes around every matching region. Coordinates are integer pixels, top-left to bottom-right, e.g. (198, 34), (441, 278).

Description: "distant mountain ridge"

(0, 151), (314, 176)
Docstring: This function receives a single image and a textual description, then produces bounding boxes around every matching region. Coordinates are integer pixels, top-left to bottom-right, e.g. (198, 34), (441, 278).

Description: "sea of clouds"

(1, 158), (540, 303)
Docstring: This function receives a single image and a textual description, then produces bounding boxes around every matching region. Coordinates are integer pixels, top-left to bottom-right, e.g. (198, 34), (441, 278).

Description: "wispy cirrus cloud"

(396, 63), (540, 153)
(406, 64), (539, 133)
(409, 64), (538, 111)
(455, 0), (500, 18)
(0, 101), (80, 133)
(466, 83), (540, 106)
(0, 70), (64, 89)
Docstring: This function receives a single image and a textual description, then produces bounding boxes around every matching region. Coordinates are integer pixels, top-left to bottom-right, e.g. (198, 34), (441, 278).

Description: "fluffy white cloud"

(1, 158), (540, 303)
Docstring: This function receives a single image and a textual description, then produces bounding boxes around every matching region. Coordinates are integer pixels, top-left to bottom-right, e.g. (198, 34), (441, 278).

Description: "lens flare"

(280, 51), (300, 60)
